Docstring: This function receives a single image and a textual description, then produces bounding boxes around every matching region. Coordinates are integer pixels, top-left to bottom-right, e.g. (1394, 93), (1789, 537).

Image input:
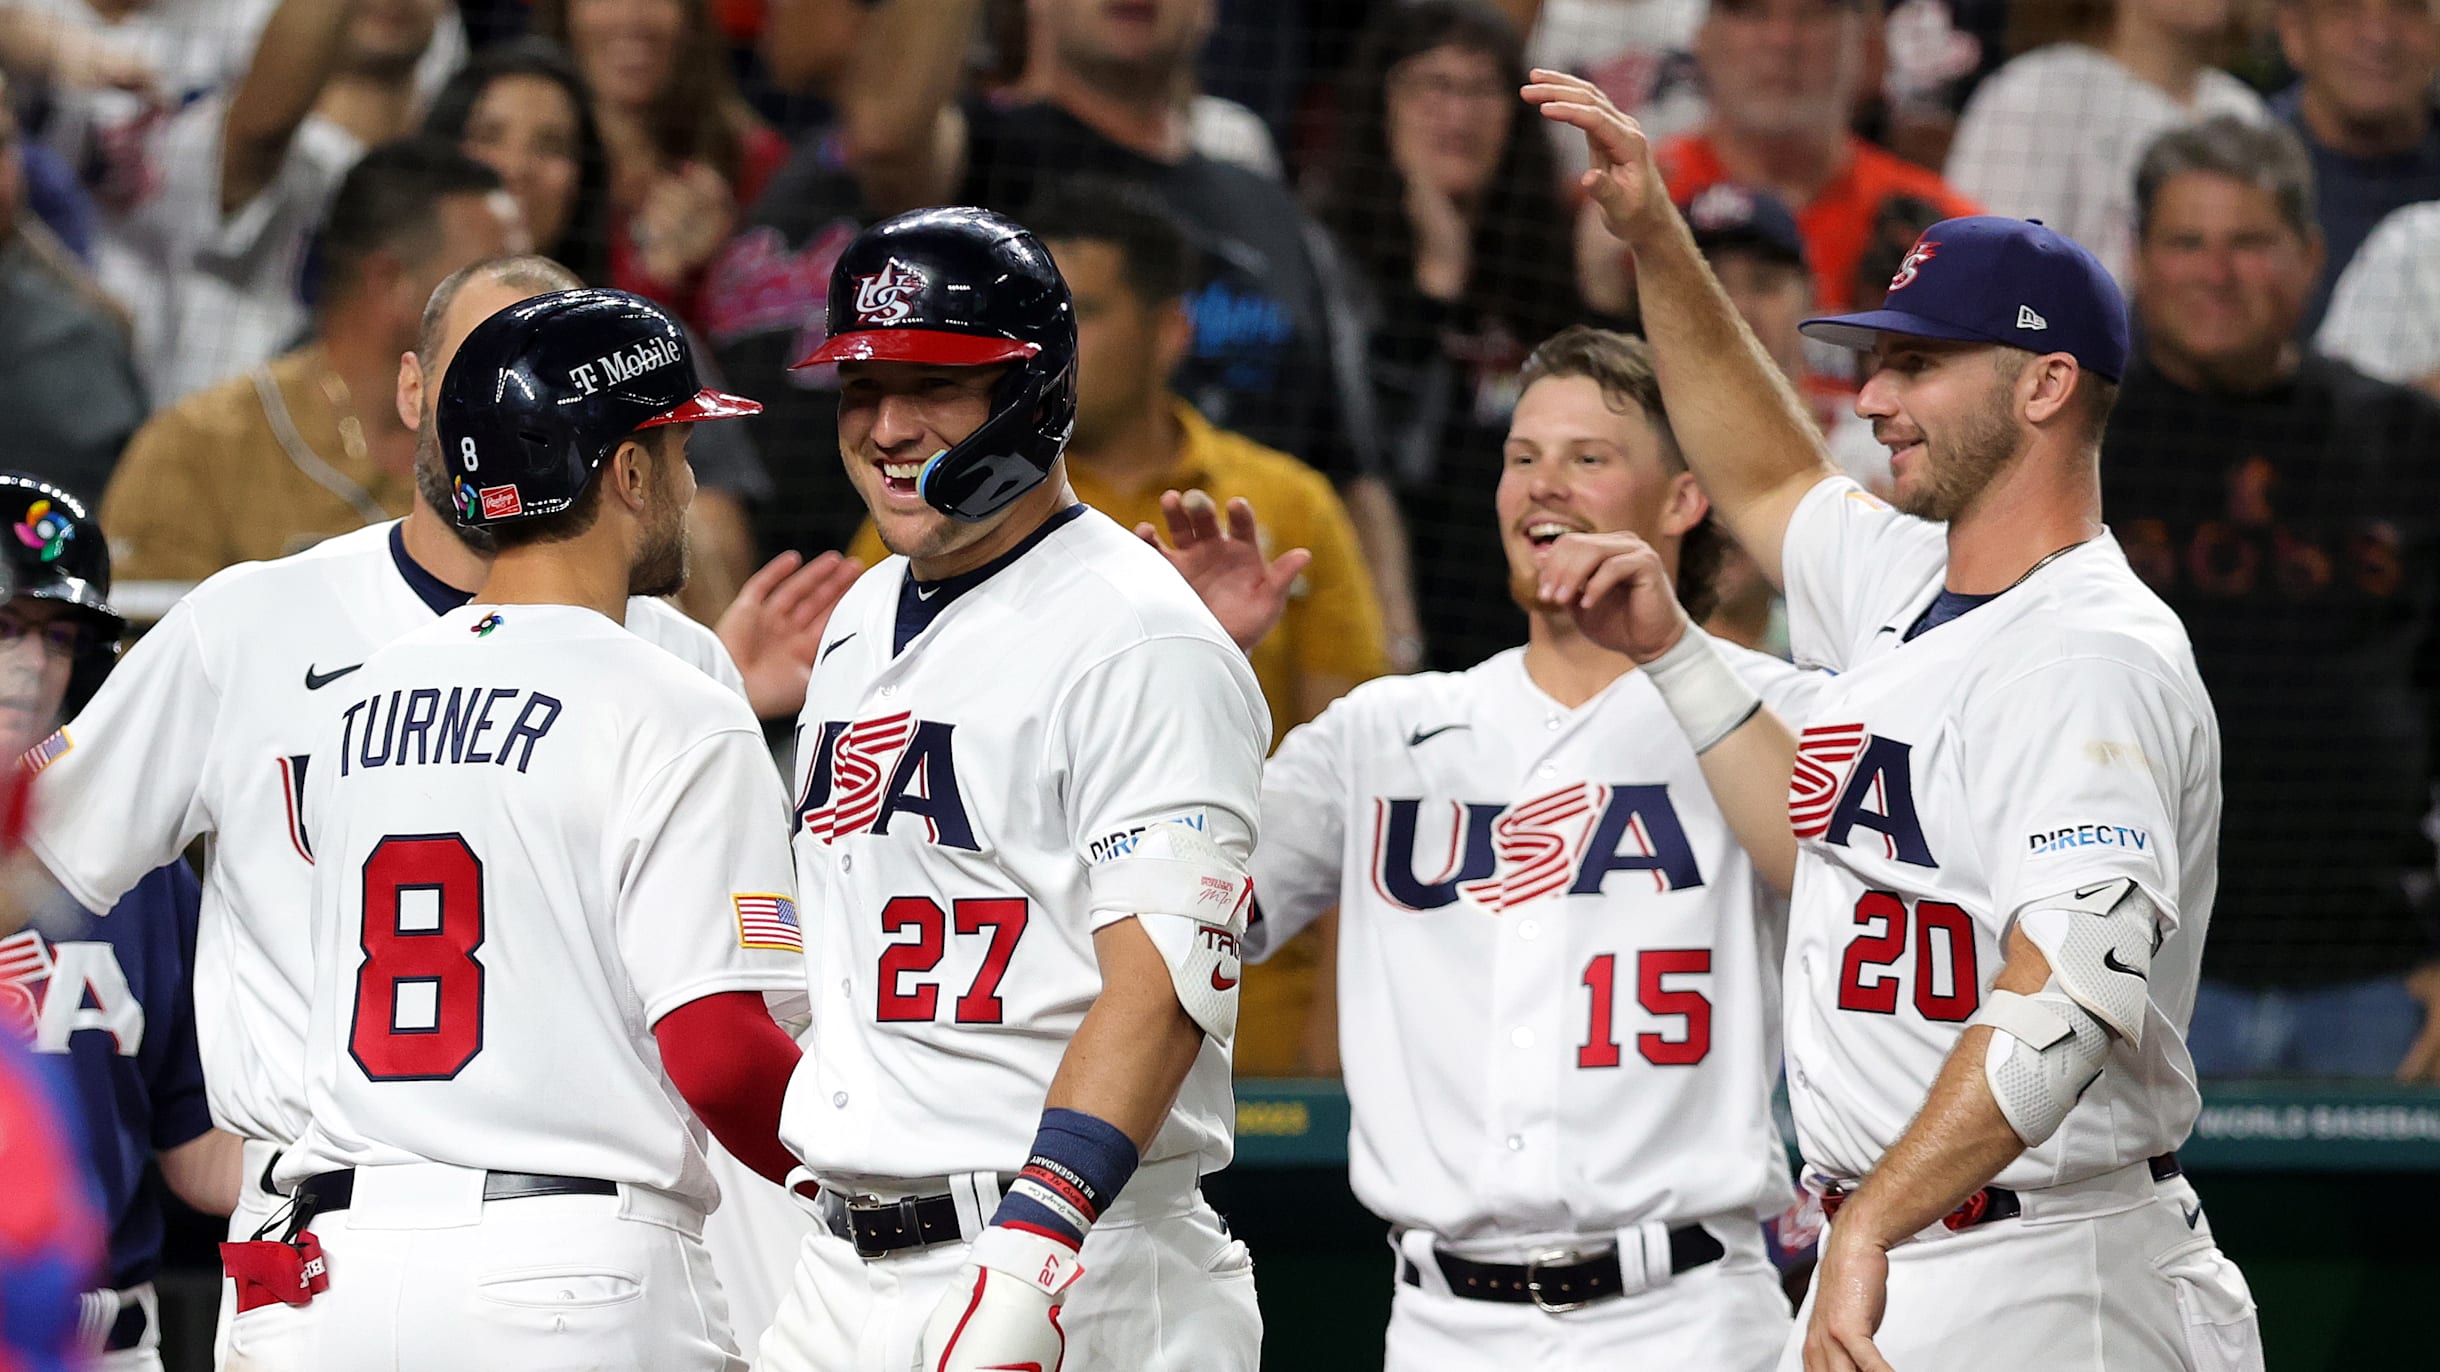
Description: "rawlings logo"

(850, 257), (927, 325)
(1888, 237), (1939, 292)
(479, 485), (521, 519)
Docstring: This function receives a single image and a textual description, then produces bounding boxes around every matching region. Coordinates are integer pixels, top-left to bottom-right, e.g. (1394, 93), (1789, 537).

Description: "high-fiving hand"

(1521, 68), (1672, 246)
(715, 549), (863, 720)
(1135, 489), (1311, 655)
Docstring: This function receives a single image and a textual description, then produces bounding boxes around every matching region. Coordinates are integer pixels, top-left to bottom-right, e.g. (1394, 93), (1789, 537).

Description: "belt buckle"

(844, 1193), (924, 1259)
(1524, 1247), (1592, 1313)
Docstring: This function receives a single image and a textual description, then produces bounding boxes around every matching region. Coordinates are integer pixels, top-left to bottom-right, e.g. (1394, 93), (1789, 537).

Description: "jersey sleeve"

(1964, 652), (2207, 931)
(1779, 474), (1949, 671)
(1244, 703), (1354, 961)
(613, 724), (806, 1025)
(1050, 635), (1270, 931)
(628, 600), (748, 700)
(25, 600), (224, 913)
(134, 863), (213, 1151)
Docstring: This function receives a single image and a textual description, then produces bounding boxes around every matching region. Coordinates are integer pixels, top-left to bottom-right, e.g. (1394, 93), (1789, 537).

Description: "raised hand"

(1135, 489), (1311, 655)
(1522, 68), (1670, 245)
(715, 549), (863, 720)
(1533, 531), (1690, 663)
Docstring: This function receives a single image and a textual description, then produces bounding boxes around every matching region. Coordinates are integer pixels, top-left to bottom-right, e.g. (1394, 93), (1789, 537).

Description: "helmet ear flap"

(918, 358), (1075, 522)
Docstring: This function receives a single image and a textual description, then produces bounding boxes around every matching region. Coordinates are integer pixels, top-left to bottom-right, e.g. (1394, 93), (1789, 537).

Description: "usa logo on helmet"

(851, 257), (928, 325)
(1888, 238), (1939, 292)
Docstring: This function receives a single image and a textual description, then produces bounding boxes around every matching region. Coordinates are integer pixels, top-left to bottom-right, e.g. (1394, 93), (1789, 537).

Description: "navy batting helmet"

(793, 206), (1077, 523)
(437, 288), (761, 527)
(0, 474), (125, 716)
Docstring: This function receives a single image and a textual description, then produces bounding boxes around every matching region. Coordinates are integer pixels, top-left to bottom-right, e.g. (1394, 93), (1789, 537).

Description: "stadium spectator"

(422, 37), (610, 286)
(1652, 0), (1979, 315)
(1313, 0), (1581, 673)
(99, 140), (520, 584)
(0, 475), (240, 1369)
(837, 0), (1423, 668)
(2317, 200), (2440, 399)
(1944, 0), (2267, 284)
(846, 182), (1390, 1075)
(120, 0), (454, 404)
(2103, 116), (2440, 1078)
(530, 0), (789, 330)
(0, 74), (144, 505)
(2270, 0), (2440, 334)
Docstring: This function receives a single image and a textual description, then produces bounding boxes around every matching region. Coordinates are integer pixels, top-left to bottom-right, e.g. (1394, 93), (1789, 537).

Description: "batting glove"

(918, 1225), (1084, 1372)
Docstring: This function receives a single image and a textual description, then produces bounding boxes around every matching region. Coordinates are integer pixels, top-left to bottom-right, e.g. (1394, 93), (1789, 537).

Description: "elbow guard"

(2014, 877), (2160, 1047)
(1086, 821), (1251, 1047)
(1975, 988), (2108, 1147)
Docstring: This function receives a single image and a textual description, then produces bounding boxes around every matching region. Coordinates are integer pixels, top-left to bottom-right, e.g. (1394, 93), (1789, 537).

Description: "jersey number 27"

(348, 834), (486, 1081)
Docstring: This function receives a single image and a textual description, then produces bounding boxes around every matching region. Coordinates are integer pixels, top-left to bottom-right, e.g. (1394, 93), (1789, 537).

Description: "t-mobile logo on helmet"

(851, 257), (928, 325)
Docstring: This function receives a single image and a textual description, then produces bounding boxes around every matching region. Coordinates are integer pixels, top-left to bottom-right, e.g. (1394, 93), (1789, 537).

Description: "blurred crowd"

(2, 0), (2439, 1093)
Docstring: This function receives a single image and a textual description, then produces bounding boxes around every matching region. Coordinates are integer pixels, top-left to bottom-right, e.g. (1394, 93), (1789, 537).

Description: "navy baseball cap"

(1799, 216), (2130, 381)
(1684, 184), (1809, 272)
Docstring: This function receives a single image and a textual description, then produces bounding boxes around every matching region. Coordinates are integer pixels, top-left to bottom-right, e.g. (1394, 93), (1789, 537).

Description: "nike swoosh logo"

(822, 632), (856, 658)
(1407, 723), (1470, 746)
(303, 663), (362, 691)
(1210, 967), (1240, 991)
(2075, 882), (2120, 900)
(916, 584), (941, 600)
(2181, 1202), (2203, 1229)
(2102, 948), (2147, 981)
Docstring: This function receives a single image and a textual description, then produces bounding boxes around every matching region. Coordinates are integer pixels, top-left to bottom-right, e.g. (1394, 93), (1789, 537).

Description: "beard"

(1890, 376), (2021, 523)
(414, 424), (497, 554)
(627, 461), (691, 599)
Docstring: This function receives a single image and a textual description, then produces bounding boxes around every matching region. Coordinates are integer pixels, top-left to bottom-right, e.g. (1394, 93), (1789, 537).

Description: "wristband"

(1641, 626), (1763, 754)
(990, 1107), (1139, 1249)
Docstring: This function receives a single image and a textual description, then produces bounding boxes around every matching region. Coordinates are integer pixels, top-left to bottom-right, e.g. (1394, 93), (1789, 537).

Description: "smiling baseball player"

(757, 206), (1268, 1372)
(1151, 323), (1816, 1371)
(1527, 67), (2261, 1372)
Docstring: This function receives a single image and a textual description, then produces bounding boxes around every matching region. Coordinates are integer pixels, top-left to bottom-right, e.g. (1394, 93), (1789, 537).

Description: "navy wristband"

(990, 1107), (1140, 1249)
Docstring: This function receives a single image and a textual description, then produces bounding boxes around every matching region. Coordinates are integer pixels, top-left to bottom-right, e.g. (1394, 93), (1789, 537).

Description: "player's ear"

(608, 438), (655, 514)
(2021, 354), (2079, 429)
(396, 351), (425, 433)
(1658, 466), (1709, 539)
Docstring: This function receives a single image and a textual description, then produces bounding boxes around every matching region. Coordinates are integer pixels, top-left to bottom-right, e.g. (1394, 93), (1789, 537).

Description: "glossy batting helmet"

(437, 288), (761, 527)
(0, 474), (126, 717)
(794, 206), (1077, 522)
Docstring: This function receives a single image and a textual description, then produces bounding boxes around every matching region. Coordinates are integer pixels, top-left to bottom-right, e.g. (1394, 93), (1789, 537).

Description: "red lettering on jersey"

(1460, 782), (1607, 912)
(1790, 723), (1868, 838)
(805, 711), (914, 842)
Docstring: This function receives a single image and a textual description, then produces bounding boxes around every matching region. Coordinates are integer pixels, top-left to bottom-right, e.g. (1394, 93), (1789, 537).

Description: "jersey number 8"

(348, 834), (486, 1081)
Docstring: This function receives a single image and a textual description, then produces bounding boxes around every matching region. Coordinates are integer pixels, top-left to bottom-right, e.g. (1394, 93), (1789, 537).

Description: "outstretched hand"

(1522, 68), (1671, 245)
(716, 549), (863, 720)
(1534, 531), (1691, 662)
(1136, 490), (1311, 654)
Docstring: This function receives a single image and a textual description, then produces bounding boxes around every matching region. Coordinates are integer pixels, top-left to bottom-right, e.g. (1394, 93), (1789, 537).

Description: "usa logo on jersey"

(796, 713), (977, 849)
(1369, 782), (1703, 913)
(1790, 723), (1935, 866)
(0, 929), (142, 1053)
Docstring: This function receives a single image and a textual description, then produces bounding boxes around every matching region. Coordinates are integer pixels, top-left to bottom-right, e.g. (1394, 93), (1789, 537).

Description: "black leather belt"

(1399, 1224), (1727, 1311)
(831, 1177), (1019, 1259)
(105, 1294), (146, 1352)
(295, 1168), (620, 1215)
(1822, 1151), (2183, 1232)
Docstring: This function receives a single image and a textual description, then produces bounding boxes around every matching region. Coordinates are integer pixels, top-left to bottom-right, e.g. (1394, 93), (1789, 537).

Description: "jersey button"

(1536, 763), (1556, 779)
(878, 685), (896, 698)
(1545, 714), (1561, 731)
(1505, 1135), (1524, 1151)
(832, 1092), (849, 1108)
(1517, 920), (1541, 941)
(840, 854), (853, 872)
(1509, 1027), (1534, 1049)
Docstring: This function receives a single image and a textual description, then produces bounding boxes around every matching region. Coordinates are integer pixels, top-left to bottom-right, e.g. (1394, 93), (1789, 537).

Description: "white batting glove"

(918, 1225), (1084, 1372)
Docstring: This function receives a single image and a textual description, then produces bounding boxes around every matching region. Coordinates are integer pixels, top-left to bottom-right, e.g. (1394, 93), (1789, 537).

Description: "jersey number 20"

(348, 834), (486, 1081)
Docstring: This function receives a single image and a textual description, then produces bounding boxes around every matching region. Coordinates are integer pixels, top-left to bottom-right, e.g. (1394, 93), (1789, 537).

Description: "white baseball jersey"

(1250, 644), (1818, 1245)
(274, 603), (800, 1205)
(780, 504), (1269, 1184)
(1777, 476), (2219, 1191)
(25, 520), (743, 1145)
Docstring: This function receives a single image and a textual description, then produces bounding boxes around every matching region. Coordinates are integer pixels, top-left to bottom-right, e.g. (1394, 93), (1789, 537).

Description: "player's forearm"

(656, 991), (804, 1185)
(222, 0), (352, 212)
(1829, 935), (2053, 1250)
(159, 1127), (245, 1216)
(1044, 919), (1207, 1149)
(838, 0), (978, 213)
(1620, 207), (1835, 587)
(1696, 708), (1799, 895)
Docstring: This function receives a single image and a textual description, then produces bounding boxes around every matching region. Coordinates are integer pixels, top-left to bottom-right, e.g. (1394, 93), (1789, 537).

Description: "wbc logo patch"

(850, 257), (927, 325)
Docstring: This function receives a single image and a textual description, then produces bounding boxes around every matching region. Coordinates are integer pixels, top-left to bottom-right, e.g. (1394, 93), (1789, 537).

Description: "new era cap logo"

(479, 485), (521, 519)
(851, 257), (927, 325)
(2017, 304), (2048, 330)
(1888, 238), (1939, 292)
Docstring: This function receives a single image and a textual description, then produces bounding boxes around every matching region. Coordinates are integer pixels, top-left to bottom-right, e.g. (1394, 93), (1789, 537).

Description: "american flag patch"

(19, 729), (70, 774)
(734, 894), (802, 952)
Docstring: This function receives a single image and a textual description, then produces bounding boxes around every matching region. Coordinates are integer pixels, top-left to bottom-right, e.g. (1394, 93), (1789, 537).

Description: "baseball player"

(23, 255), (839, 1367)
(260, 288), (806, 1367)
(1526, 70), (2261, 1372)
(0, 475), (241, 1370)
(756, 206), (1268, 1372)
(1149, 324), (1815, 1370)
